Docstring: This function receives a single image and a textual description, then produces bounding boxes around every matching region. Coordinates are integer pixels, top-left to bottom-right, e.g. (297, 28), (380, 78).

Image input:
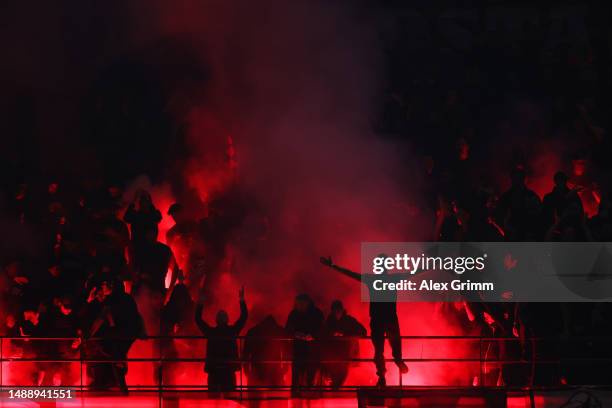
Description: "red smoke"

(131, 0), (509, 389)
(0, 0), (601, 398)
(110, 0), (479, 389)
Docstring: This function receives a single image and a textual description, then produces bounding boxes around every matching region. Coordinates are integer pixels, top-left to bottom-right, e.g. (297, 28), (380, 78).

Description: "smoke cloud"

(1, 0), (475, 387)
(123, 0), (463, 386)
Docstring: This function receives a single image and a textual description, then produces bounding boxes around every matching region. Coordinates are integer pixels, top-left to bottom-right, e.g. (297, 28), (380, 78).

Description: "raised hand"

(320, 255), (360, 281)
(320, 256), (333, 267)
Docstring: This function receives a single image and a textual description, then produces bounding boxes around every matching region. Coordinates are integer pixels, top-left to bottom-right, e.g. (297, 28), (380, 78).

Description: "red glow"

(149, 188), (176, 245)
(572, 159), (586, 177)
(525, 152), (559, 200)
(0, 394), (566, 407)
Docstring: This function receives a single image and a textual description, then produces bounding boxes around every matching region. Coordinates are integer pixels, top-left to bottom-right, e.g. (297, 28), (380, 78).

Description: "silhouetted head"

(553, 171), (568, 188)
(260, 315), (277, 328)
(331, 300), (345, 320)
(295, 293), (312, 313)
(168, 203), (186, 223)
(216, 310), (229, 326)
(135, 189), (153, 209)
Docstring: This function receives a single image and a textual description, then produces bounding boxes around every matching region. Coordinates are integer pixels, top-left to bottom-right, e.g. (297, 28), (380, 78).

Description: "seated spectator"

(243, 315), (290, 388)
(285, 294), (324, 394)
(321, 300), (366, 389)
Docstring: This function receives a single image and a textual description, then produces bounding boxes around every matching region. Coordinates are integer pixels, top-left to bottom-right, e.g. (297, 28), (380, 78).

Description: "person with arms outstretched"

(320, 256), (408, 387)
(195, 284), (248, 393)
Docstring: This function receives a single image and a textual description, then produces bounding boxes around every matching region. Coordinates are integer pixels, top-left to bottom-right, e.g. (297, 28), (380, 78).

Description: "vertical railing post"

(479, 336), (484, 387)
(529, 335), (536, 388)
(239, 337), (243, 401)
(399, 337), (403, 388)
(158, 336), (163, 408)
(80, 337), (84, 397)
(1, 337), (4, 390)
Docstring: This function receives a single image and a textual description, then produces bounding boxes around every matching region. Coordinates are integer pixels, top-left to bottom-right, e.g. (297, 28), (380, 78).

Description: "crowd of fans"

(0, 181), (371, 393)
(379, 7), (612, 388)
(2, 4), (612, 395)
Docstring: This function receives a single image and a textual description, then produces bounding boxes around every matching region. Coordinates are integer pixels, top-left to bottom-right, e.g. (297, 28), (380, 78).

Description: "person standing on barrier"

(320, 256), (409, 387)
(195, 284), (248, 393)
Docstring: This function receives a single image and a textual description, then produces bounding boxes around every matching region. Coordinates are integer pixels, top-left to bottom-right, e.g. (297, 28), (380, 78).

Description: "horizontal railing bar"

(2, 385), (612, 391)
(2, 335), (611, 340)
(0, 358), (607, 363)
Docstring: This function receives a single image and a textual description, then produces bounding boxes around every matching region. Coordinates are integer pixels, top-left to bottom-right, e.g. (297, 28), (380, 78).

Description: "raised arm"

(320, 256), (361, 281)
(163, 251), (180, 306)
(233, 286), (248, 332)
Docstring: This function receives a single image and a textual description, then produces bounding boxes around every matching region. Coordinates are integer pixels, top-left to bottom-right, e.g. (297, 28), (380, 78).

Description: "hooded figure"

(243, 315), (289, 387)
(285, 294), (324, 394)
(321, 300), (366, 389)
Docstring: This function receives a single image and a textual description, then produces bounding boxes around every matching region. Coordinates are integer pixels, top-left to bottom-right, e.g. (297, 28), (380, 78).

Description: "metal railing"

(1, 335), (611, 393)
